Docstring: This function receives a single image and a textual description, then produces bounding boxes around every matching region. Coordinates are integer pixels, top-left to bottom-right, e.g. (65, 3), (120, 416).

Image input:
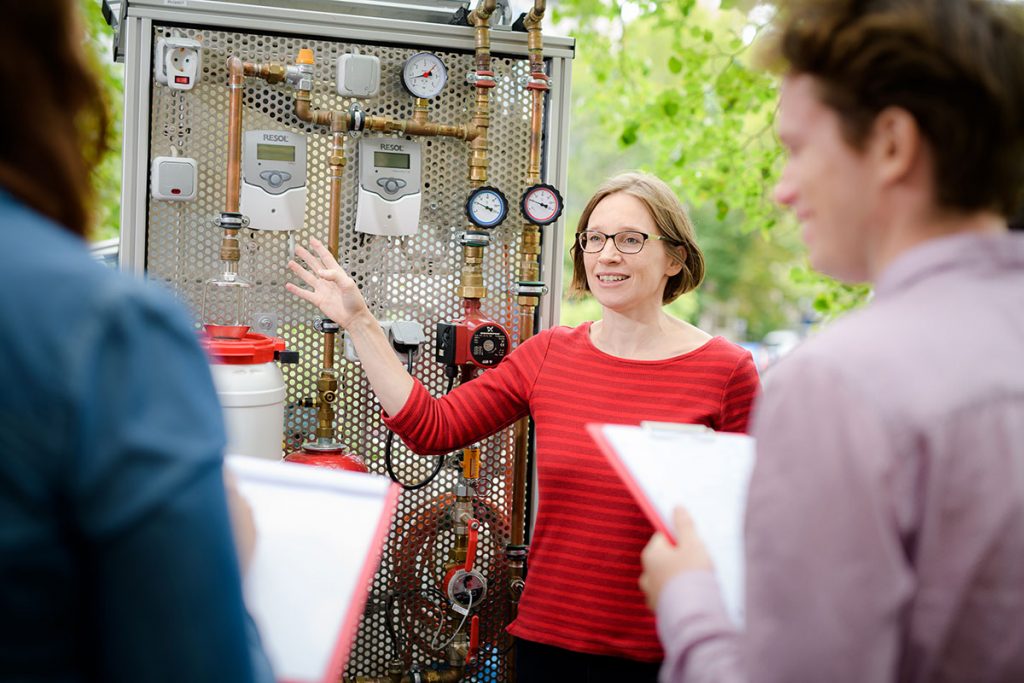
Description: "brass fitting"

(458, 245), (487, 299)
(517, 296), (539, 308)
(246, 61), (286, 84)
(412, 98), (430, 125)
(448, 630), (470, 668)
(315, 370), (339, 439)
(448, 531), (469, 571)
(219, 235), (241, 263)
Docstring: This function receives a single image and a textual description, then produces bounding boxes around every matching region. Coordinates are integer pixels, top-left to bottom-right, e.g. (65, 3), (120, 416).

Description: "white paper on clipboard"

(587, 423), (755, 626)
(225, 455), (399, 683)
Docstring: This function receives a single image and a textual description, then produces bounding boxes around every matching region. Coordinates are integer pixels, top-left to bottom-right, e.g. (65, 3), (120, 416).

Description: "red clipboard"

(585, 422), (756, 626)
(321, 482), (400, 683)
(587, 422), (678, 543)
(227, 456), (400, 683)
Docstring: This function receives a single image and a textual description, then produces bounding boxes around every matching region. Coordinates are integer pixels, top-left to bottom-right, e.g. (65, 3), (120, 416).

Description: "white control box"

(240, 130), (307, 231)
(355, 137), (422, 237)
(336, 54), (380, 98)
(151, 156), (197, 201)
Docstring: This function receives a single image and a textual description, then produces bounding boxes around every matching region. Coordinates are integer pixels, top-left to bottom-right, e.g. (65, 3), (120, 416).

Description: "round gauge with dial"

(465, 186), (509, 229)
(520, 183), (564, 226)
(401, 52), (448, 99)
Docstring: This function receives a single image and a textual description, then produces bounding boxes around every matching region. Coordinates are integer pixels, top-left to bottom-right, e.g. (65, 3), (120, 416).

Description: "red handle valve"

(466, 615), (480, 665)
(465, 519), (479, 572)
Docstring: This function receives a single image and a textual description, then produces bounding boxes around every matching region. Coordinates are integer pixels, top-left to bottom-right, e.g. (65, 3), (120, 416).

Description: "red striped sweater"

(383, 322), (759, 662)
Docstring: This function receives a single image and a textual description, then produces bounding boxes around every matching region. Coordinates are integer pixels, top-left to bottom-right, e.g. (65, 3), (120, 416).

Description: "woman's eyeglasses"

(576, 230), (678, 254)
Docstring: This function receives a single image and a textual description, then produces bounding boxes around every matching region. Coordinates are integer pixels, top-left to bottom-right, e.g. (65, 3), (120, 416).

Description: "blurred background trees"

(82, 0), (123, 242)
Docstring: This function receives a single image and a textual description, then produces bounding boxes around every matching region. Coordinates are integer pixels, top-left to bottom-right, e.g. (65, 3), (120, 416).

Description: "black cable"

(385, 431), (445, 490)
(384, 350), (445, 490)
(384, 592), (402, 659)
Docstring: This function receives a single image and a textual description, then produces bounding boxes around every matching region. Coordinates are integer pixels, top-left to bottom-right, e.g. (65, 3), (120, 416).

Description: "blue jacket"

(0, 190), (265, 682)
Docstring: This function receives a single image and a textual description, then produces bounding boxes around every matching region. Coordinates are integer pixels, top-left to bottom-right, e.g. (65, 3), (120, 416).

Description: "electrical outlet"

(155, 37), (202, 91)
(344, 320), (425, 364)
(336, 53), (380, 98)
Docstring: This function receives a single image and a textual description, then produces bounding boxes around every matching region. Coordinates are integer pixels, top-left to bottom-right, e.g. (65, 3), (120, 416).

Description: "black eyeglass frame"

(575, 230), (679, 254)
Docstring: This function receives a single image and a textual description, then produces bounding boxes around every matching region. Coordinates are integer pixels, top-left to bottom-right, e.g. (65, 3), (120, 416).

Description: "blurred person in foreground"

(0, 1), (270, 680)
(640, 0), (1024, 681)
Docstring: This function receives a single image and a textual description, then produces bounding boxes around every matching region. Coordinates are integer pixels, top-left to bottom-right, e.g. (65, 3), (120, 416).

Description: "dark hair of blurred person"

(0, 0), (109, 235)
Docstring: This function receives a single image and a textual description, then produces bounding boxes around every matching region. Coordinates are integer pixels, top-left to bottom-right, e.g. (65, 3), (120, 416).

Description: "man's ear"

(870, 106), (922, 186)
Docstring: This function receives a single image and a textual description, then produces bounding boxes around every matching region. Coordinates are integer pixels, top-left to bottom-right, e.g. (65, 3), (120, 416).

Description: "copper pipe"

(525, 0), (549, 185)
(507, 2), (550, 654)
(225, 59), (289, 215)
(527, 90), (545, 184)
(328, 122), (345, 259)
(314, 120), (348, 439)
(221, 58), (290, 274)
(295, 91), (336, 127)
(225, 57), (245, 216)
(363, 113), (473, 140)
(321, 122), (345, 371)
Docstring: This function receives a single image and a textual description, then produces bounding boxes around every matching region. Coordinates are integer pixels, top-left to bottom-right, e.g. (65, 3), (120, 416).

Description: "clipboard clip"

(640, 421), (715, 440)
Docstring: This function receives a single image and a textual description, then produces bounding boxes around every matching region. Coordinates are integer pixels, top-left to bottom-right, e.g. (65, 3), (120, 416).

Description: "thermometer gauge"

(401, 52), (448, 99)
(465, 186), (509, 229)
(521, 183), (564, 226)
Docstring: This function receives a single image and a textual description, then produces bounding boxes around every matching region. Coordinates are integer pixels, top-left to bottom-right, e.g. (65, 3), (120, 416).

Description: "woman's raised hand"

(286, 238), (373, 329)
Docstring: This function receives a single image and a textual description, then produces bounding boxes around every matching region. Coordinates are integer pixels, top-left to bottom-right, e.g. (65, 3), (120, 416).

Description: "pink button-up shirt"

(657, 232), (1024, 683)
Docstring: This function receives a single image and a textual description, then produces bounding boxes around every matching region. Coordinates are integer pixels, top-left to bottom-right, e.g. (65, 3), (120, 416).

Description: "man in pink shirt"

(639, 1), (1024, 681)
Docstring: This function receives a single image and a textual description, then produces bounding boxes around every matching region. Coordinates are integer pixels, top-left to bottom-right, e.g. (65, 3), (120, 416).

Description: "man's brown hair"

(765, 0), (1024, 220)
(569, 172), (705, 304)
(0, 0), (110, 237)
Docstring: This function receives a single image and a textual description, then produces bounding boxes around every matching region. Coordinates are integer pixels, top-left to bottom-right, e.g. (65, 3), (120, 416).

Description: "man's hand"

(639, 506), (713, 610)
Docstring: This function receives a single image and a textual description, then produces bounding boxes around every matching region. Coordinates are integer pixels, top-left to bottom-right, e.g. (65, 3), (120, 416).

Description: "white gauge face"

(467, 187), (508, 228)
(521, 184), (563, 226)
(401, 52), (448, 99)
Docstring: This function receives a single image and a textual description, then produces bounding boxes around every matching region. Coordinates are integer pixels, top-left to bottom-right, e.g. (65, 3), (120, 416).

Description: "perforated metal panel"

(139, 20), (562, 682)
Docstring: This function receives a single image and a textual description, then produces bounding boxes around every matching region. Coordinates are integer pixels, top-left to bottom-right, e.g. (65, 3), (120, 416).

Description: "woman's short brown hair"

(764, 0), (1024, 218)
(0, 0), (109, 236)
(569, 172), (705, 305)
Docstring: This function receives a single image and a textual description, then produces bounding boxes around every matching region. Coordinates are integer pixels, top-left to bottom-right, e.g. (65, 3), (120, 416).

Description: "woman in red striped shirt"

(288, 172), (759, 681)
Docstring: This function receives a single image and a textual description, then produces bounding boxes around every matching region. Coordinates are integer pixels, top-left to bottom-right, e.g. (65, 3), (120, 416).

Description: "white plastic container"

(210, 362), (286, 460)
(202, 331), (287, 461)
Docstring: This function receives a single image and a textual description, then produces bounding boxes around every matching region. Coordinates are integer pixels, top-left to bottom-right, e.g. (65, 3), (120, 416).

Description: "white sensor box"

(151, 156), (197, 201)
(336, 54), (381, 98)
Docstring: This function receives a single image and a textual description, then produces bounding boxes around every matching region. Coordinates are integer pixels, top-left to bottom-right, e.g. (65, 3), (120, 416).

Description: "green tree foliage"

(81, 0), (123, 241)
(553, 0), (862, 336)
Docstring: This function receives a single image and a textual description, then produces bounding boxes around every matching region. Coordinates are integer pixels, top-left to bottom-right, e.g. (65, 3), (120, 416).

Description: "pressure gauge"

(521, 183), (564, 226)
(465, 186), (509, 229)
(401, 52), (448, 99)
